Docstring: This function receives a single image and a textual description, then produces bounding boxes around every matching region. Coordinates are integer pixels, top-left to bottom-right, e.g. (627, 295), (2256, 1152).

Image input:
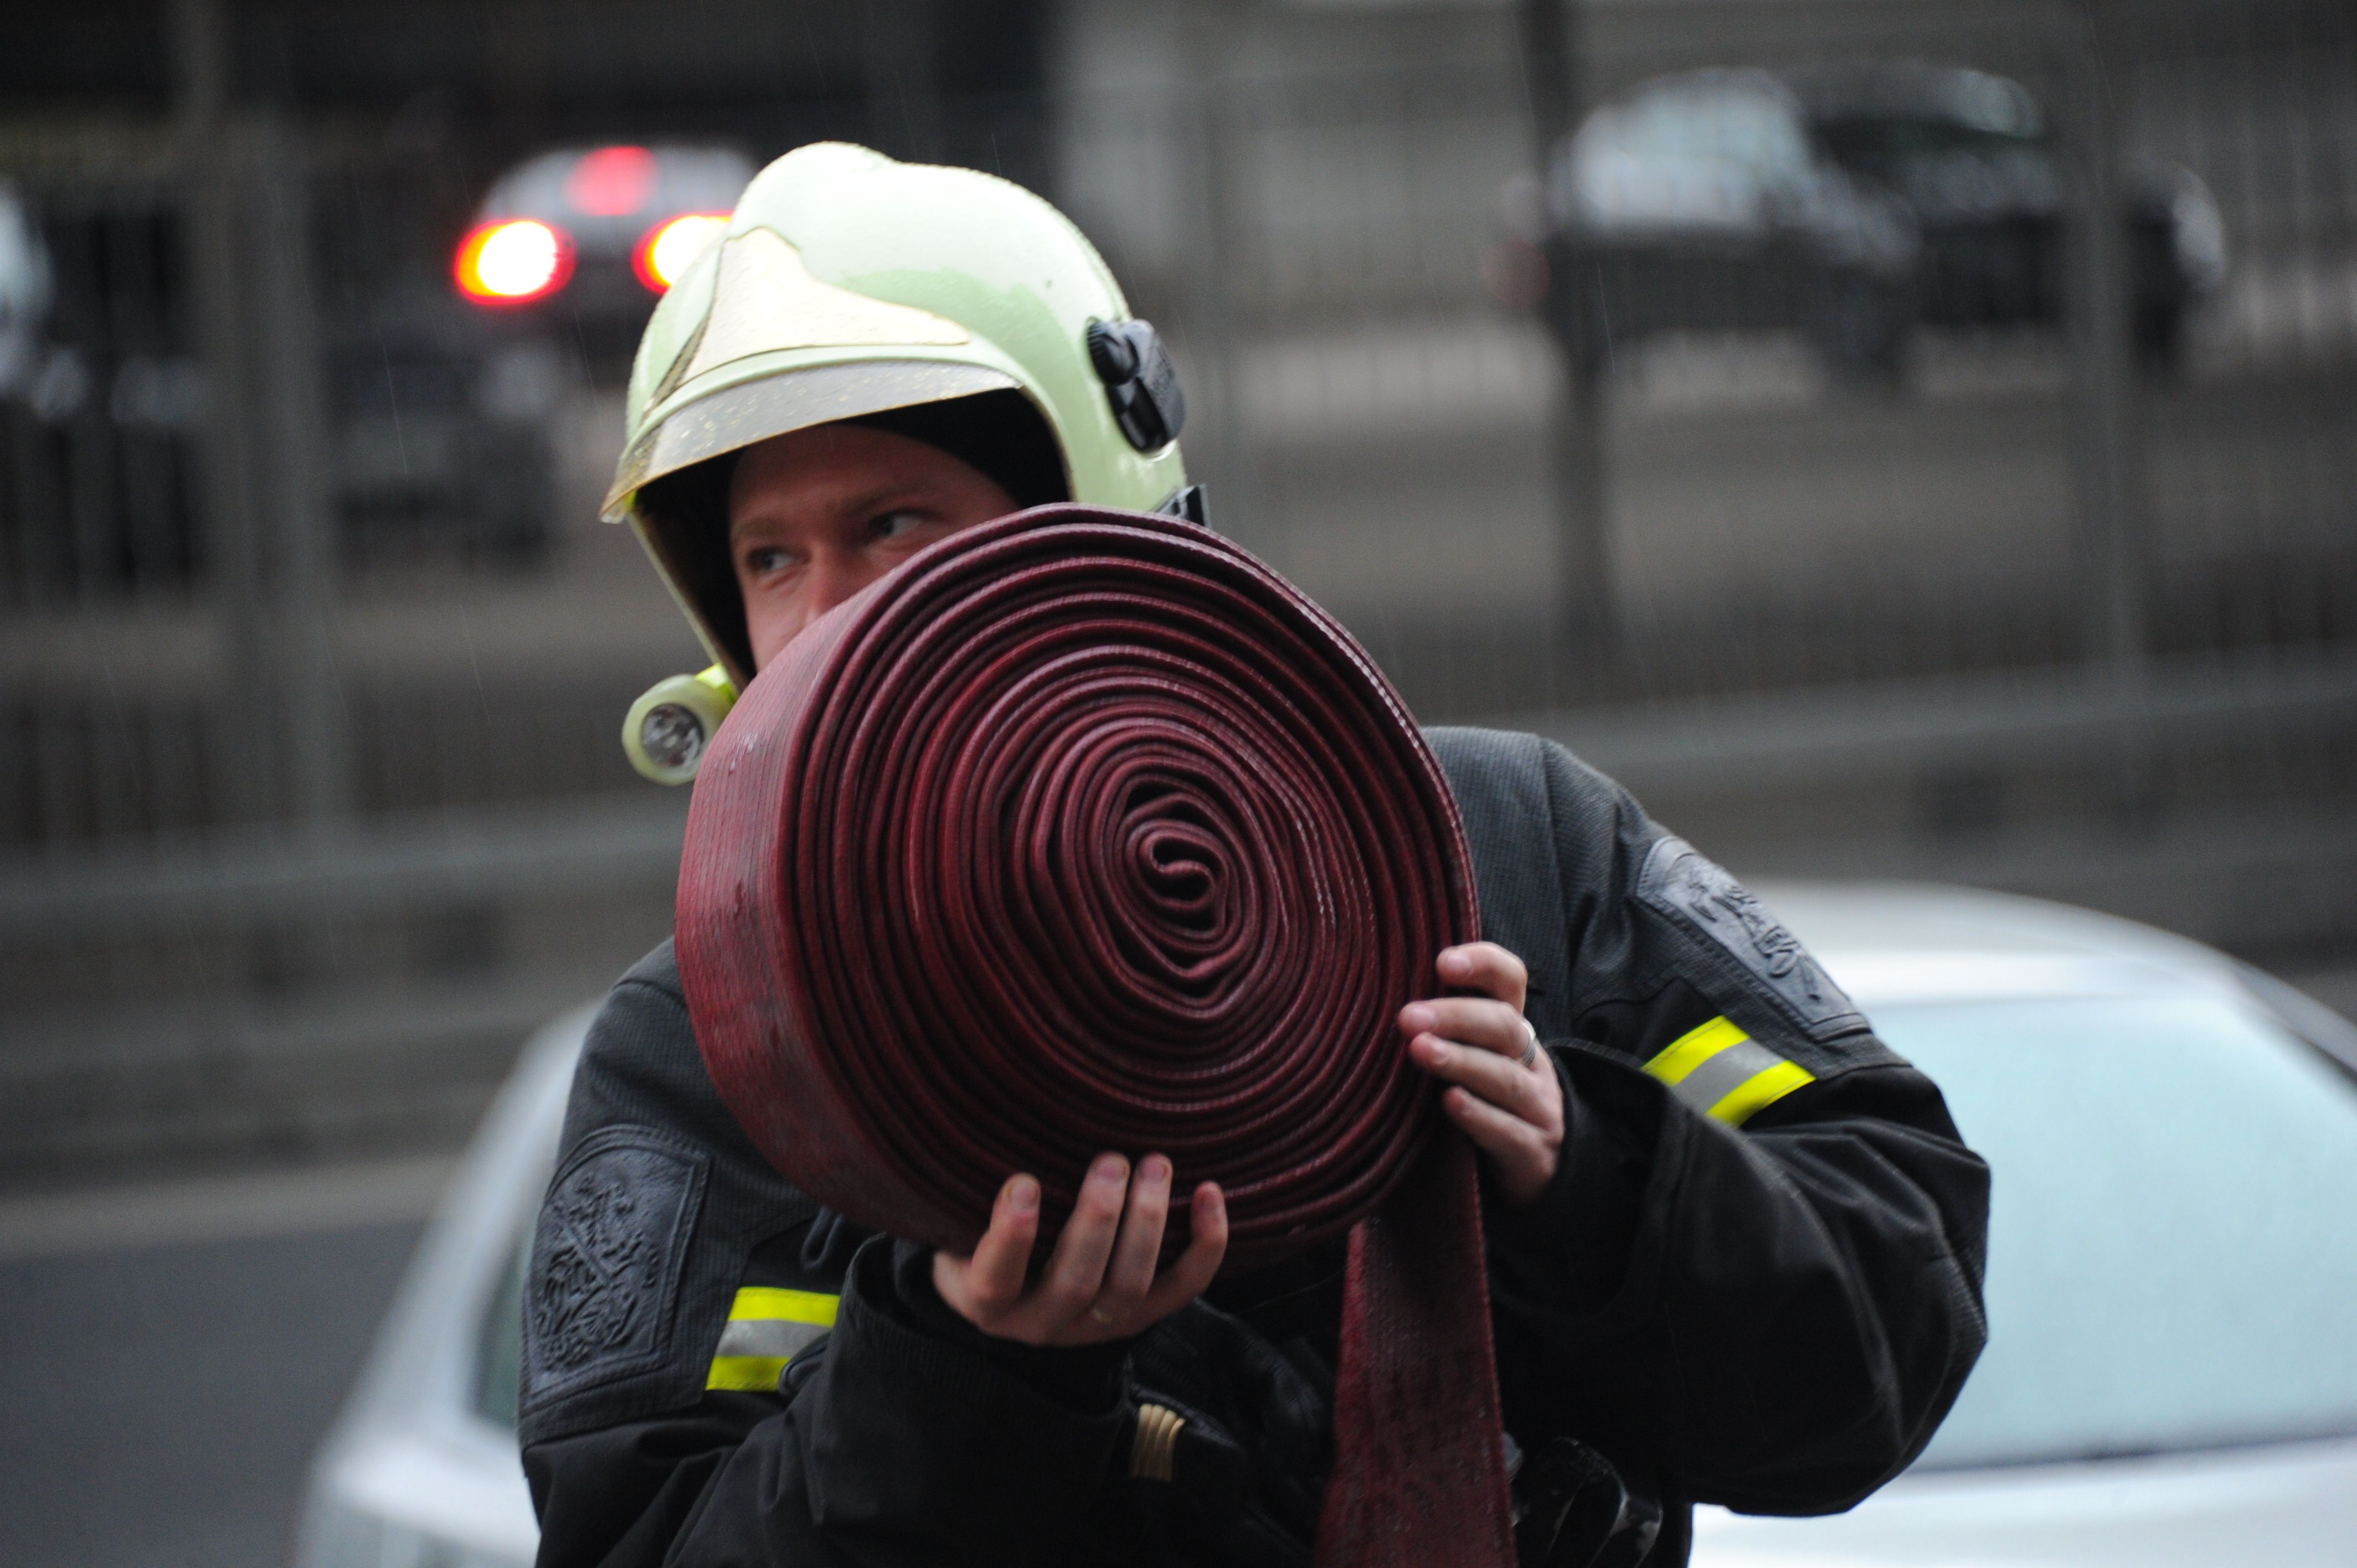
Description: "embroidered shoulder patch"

(1636, 835), (1864, 1040)
(523, 1126), (708, 1407)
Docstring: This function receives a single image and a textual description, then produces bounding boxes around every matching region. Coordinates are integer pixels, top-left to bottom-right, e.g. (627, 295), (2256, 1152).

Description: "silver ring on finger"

(1517, 1019), (1541, 1070)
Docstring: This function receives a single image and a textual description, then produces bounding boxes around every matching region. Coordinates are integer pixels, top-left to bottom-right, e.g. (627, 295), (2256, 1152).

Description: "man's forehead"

(727, 476), (913, 537)
(737, 420), (929, 474)
(727, 426), (958, 528)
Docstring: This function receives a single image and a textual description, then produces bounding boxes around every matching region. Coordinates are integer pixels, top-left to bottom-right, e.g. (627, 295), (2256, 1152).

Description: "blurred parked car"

(1538, 68), (1922, 380)
(1789, 63), (2226, 366)
(452, 143), (754, 354)
(0, 154), (624, 584)
(299, 885), (2357, 1567)
(1530, 65), (2226, 380)
(326, 144), (754, 571)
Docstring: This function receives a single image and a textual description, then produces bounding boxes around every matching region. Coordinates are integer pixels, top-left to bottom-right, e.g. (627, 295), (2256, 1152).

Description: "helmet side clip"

(1086, 319), (1186, 452)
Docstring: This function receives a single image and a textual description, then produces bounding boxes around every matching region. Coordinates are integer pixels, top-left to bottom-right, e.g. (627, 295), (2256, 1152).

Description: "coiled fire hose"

(677, 506), (1515, 1567)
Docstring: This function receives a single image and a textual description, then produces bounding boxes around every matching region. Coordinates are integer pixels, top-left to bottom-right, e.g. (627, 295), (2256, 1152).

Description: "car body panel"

(294, 1007), (588, 1568)
(1692, 1437), (2357, 1566)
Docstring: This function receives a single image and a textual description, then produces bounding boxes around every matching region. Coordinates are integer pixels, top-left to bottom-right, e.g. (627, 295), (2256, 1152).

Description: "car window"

(476, 1235), (529, 1430)
(1812, 115), (2051, 193)
(1878, 992), (2357, 1469)
(1609, 86), (1811, 177)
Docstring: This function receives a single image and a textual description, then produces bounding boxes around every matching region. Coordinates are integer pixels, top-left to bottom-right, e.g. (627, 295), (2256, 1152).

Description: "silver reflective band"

(1643, 1015), (1816, 1127)
(715, 1316), (830, 1362)
(706, 1286), (840, 1391)
(1669, 1035), (1789, 1116)
(640, 703), (707, 771)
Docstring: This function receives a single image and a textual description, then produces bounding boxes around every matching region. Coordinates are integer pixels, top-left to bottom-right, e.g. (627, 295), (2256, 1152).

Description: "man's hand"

(932, 1153), (1228, 1345)
(1402, 942), (1565, 1206)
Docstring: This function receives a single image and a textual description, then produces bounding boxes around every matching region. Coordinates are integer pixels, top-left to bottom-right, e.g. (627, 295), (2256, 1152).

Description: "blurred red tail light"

(455, 219), (574, 305)
(633, 214), (729, 292)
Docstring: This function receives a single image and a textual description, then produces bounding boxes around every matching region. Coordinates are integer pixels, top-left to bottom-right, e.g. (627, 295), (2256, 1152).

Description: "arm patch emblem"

(523, 1126), (708, 1405)
(1636, 836), (1864, 1041)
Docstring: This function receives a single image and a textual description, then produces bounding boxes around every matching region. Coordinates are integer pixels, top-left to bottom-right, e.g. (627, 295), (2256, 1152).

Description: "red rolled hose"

(678, 506), (1515, 1567)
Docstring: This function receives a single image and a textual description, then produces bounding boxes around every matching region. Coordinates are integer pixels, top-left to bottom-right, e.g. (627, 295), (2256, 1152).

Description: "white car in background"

(297, 884), (2357, 1568)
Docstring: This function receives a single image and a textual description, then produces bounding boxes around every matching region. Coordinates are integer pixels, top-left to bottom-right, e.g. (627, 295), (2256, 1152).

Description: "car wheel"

(1809, 272), (1908, 391)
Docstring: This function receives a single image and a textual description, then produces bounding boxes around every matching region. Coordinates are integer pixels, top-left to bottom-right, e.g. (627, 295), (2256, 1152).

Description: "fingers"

(1435, 942), (1528, 1012)
(1041, 1152), (1131, 1316)
(1093, 1154), (1174, 1326)
(1441, 1087), (1557, 1206)
(1407, 1023), (1552, 1122)
(934, 1173), (1040, 1327)
(1135, 1182), (1227, 1322)
(966, 1174), (1042, 1309)
(936, 1157), (1224, 1347)
(1411, 940), (1564, 1210)
(1401, 996), (1533, 1060)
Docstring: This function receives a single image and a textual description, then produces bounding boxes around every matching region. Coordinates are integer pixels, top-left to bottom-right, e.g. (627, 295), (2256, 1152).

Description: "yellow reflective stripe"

(705, 1287), (840, 1393)
(1644, 1015), (1816, 1128)
(1645, 1015), (1750, 1085)
(729, 1287), (838, 1326)
(1706, 1058), (1814, 1126)
(706, 1355), (792, 1391)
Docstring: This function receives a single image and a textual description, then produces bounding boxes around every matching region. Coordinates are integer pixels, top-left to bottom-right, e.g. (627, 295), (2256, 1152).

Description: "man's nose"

(802, 548), (886, 622)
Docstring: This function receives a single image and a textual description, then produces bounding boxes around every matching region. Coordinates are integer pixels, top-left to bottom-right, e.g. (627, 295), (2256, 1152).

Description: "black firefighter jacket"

(518, 727), (1991, 1568)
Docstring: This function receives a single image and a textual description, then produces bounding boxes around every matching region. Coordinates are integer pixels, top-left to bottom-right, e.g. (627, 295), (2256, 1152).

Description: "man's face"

(728, 422), (1019, 671)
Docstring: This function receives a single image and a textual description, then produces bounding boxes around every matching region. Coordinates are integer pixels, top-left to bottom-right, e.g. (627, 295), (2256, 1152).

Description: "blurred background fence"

(2, 0), (2354, 1189)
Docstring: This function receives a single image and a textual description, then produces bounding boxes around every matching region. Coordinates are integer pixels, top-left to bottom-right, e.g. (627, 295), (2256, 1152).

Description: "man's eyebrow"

(729, 480), (927, 540)
(838, 481), (924, 518)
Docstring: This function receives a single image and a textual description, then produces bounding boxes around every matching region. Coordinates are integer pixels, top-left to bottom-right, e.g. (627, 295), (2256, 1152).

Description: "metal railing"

(1, 8), (2350, 853)
(1, 1), (2353, 1180)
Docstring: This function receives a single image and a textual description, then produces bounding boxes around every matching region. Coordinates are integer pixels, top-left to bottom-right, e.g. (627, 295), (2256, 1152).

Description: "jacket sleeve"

(528, 1237), (1136, 1568)
(1470, 738), (1990, 1516)
(521, 946), (1139, 1568)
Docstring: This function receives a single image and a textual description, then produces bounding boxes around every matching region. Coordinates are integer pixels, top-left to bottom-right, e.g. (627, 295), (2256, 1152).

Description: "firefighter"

(520, 141), (1989, 1568)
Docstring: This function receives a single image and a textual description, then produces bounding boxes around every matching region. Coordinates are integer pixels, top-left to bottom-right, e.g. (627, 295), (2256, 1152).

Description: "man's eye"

(742, 545), (792, 575)
(869, 510), (930, 543)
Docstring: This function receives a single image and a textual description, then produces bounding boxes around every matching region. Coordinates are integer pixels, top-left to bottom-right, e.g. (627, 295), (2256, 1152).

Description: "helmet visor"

(602, 357), (1020, 522)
